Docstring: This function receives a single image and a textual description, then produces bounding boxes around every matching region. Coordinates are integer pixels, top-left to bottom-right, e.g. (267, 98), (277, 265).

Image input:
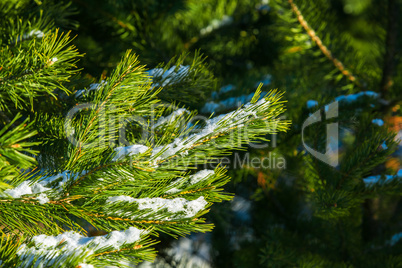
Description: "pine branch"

(0, 29), (82, 111)
(0, 49), (289, 265)
(0, 114), (39, 190)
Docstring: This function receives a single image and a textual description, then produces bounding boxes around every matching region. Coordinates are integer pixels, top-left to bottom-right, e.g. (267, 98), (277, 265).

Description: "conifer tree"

(1, 0), (402, 267)
(66, 0), (402, 267)
(0, 1), (289, 267)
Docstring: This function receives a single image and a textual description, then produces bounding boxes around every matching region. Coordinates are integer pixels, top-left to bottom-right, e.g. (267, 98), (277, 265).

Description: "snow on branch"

(363, 169), (402, 186)
(107, 196), (208, 220)
(151, 96), (271, 162)
(17, 227), (148, 268)
(112, 145), (150, 161)
(9, 29), (45, 46)
(166, 170), (215, 194)
(147, 65), (190, 88)
(3, 170), (86, 204)
(335, 91), (378, 102)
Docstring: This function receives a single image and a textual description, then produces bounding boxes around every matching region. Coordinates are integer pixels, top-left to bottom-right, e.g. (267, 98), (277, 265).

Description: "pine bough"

(0, 31), (289, 267)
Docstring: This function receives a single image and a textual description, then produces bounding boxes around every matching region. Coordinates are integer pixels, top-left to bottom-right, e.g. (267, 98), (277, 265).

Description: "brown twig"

(288, 0), (362, 88)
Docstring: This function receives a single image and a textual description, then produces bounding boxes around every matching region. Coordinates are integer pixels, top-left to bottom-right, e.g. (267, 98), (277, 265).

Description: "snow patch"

(256, 0), (270, 12)
(37, 193), (49, 204)
(219, 84), (236, 94)
(4, 181), (32, 198)
(165, 235), (212, 268)
(190, 170), (215, 184)
(372, 119), (384, 126)
(112, 145), (149, 161)
(231, 196), (252, 222)
(153, 97), (269, 161)
(201, 102), (221, 114)
(165, 177), (188, 194)
(389, 232), (402, 246)
(27, 29), (44, 38)
(306, 100), (318, 109)
(17, 227), (147, 267)
(107, 195), (136, 203)
(363, 169), (402, 186)
(107, 196), (208, 220)
(10, 29), (44, 45)
(39, 170), (86, 190)
(335, 91), (378, 102)
(3, 170), (86, 202)
(200, 15), (233, 35)
(147, 65), (190, 88)
(165, 187), (181, 194)
(381, 141), (388, 150)
(77, 264), (94, 268)
(201, 91), (267, 114)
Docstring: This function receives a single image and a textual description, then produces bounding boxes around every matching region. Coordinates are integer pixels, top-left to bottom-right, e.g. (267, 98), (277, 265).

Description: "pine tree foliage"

(71, 0), (277, 89)
(1, 0), (402, 267)
(252, 1), (402, 267)
(146, 51), (218, 108)
(0, 114), (39, 193)
(0, 1), (290, 267)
